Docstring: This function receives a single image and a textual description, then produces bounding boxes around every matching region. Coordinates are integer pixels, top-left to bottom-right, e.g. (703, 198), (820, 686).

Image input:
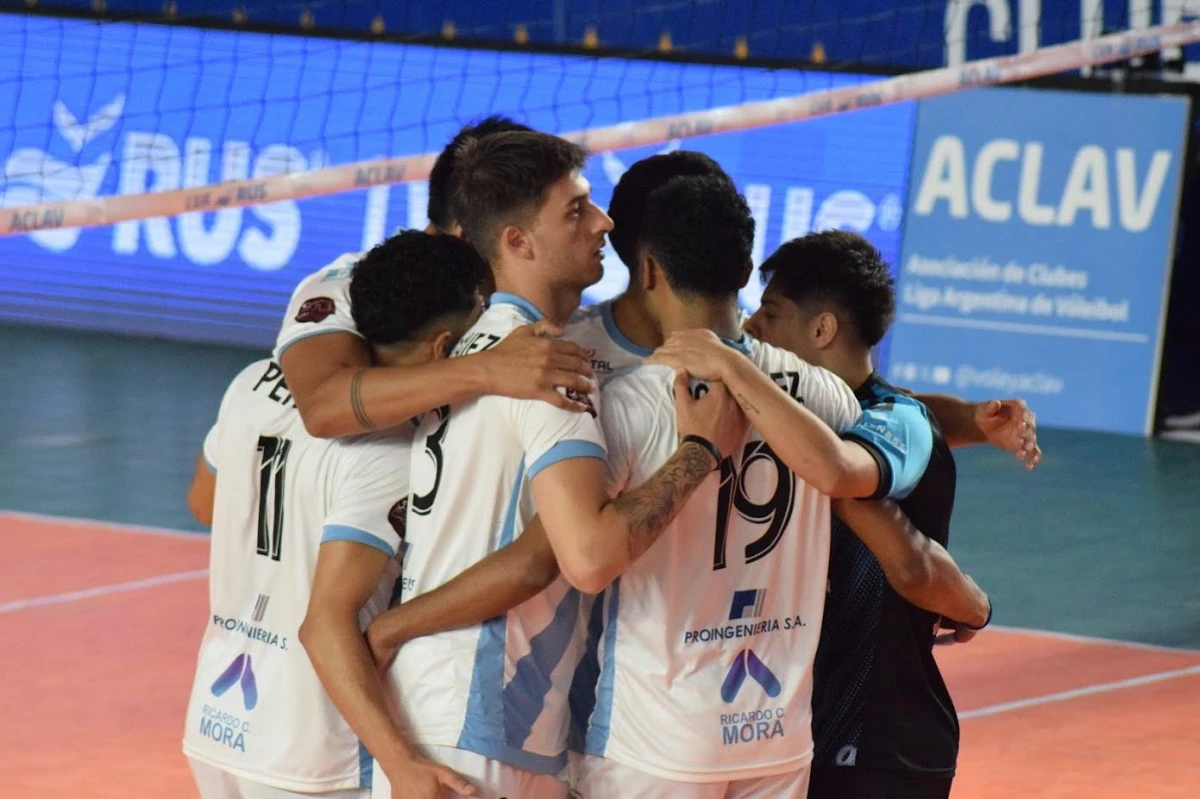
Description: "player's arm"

(280, 325), (595, 439)
(186, 452), (215, 526)
(298, 541), (474, 796)
(913, 393), (1041, 469)
(832, 498), (990, 629)
(649, 331), (881, 498)
(365, 519), (559, 669)
(533, 372), (747, 595)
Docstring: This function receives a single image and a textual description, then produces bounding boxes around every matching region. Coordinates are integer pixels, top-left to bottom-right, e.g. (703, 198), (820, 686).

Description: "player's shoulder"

(860, 374), (930, 416)
(226, 358), (283, 396)
(329, 427), (417, 472)
(568, 300), (608, 326)
(296, 251), (363, 288)
(600, 363), (674, 412)
(745, 335), (811, 373)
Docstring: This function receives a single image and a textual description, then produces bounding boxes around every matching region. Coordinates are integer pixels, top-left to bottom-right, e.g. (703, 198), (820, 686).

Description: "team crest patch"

(565, 388), (597, 418)
(388, 498), (408, 537)
(296, 296), (335, 323)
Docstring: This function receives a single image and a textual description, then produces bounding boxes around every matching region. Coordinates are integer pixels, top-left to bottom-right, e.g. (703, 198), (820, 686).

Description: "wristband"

(963, 598), (993, 632)
(680, 434), (723, 468)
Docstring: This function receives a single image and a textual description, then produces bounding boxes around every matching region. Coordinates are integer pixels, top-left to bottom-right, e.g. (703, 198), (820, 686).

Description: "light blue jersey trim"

(528, 440), (606, 480)
(276, 327), (362, 357)
(600, 301), (654, 358)
(203, 456), (217, 474)
(489, 292), (545, 323)
(723, 334), (753, 355)
(358, 741), (373, 788)
(503, 589), (582, 749)
(459, 457), (574, 774)
(320, 525), (395, 556)
(584, 578), (621, 756)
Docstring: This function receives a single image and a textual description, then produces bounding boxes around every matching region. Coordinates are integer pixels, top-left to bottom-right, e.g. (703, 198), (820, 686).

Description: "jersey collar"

(488, 292), (545, 323)
(600, 300), (655, 358)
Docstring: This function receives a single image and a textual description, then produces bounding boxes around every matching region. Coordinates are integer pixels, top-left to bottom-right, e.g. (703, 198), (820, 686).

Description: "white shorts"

(570, 754), (811, 799)
(370, 745), (568, 799)
(189, 758), (369, 799)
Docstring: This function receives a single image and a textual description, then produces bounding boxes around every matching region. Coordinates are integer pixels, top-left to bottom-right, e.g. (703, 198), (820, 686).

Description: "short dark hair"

(350, 230), (486, 347)
(427, 115), (534, 231)
(760, 230), (895, 347)
(608, 150), (731, 270)
(449, 131), (587, 261)
(640, 174), (755, 298)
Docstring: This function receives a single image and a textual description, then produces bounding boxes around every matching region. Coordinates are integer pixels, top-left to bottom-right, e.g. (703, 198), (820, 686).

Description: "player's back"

(183, 358), (409, 793)
(389, 294), (608, 776)
(812, 374), (960, 778)
(575, 336), (861, 782)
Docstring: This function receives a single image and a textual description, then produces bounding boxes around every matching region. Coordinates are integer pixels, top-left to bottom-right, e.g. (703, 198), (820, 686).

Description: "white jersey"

(565, 300), (652, 378)
(574, 337), (863, 782)
(183, 359), (412, 793)
(274, 253), (362, 360)
(388, 293), (629, 776)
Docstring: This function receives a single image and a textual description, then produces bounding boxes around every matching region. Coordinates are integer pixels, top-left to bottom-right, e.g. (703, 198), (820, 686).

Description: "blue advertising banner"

(0, 16), (915, 349)
(888, 87), (1188, 435)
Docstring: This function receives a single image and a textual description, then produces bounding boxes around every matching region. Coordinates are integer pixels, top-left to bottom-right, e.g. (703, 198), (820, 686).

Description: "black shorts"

(808, 767), (953, 799)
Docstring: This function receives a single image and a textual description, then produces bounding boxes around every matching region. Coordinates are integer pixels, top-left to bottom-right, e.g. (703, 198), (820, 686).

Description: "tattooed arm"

(532, 372), (747, 594)
(279, 325), (595, 439)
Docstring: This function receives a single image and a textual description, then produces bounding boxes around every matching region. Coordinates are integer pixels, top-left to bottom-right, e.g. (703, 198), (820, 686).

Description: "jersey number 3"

(256, 435), (291, 561)
(712, 440), (796, 570)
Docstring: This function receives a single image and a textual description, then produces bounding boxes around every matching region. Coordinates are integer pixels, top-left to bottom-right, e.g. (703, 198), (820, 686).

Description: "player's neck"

(659, 298), (743, 343)
(611, 286), (664, 349)
(492, 276), (581, 327)
(373, 343), (427, 369)
(823, 346), (875, 391)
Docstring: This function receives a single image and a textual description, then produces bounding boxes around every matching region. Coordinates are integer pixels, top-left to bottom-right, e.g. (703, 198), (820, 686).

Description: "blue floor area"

(2, 323), (1198, 647)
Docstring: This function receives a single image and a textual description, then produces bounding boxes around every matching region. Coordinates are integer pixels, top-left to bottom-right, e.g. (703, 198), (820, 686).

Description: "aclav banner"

(888, 87), (1188, 435)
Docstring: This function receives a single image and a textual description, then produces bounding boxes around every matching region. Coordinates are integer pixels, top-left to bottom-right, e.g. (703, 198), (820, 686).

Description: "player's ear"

(813, 311), (840, 350)
(641, 250), (660, 292)
(501, 224), (533, 261)
(431, 329), (455, 360)
(737, 259), (753, 290)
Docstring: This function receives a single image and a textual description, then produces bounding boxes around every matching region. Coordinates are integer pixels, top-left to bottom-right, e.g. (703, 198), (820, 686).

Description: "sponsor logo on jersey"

(211, 614), (288, 650)
(721, 648), (781, 703)
(251, 593), (270, 623)
(295, 296), (335, 323)
(729, 588), (767, 620)
(211, 653), (258, 711)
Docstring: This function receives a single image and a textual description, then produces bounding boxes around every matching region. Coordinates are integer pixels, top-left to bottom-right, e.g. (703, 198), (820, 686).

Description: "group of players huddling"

(182, 117), (1041, 799)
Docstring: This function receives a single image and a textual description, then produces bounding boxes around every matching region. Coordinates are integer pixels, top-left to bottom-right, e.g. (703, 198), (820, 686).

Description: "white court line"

(0, 568), (209, 615)
(993, 624), (1200, 656)
(897, 313), (1150, 343)
(959, 663), (1200, 720)
(0, 508), (206, 541)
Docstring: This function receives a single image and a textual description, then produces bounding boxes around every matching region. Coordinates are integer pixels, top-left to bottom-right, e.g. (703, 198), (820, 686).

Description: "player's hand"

(365, 619), (403, 673)
(385, 754), (477, 799)
(933, 619), (979, 646)
(975, 398), (1041, 470)
(480, 321), (596, 412)
(673, 369), (748, 466)
(647, 329), (736, 383)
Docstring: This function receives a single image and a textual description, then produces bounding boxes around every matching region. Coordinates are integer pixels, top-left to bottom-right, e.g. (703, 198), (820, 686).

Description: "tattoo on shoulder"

(350, 369), (377, 430)
(614, 441), (714, 562)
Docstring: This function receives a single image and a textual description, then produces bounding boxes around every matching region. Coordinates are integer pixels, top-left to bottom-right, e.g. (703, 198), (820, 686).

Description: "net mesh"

(0, 2), (1196, 344)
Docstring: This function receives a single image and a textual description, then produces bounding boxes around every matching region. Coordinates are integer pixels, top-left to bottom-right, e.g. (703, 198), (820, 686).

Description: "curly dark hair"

(608, 150), (732, 271)
(426, 115), (534, 231)
(449, 130), (587, 261)
(349, 230), (486, 347)
(760, 230), (895, 347)
(640, 174), (755, 298)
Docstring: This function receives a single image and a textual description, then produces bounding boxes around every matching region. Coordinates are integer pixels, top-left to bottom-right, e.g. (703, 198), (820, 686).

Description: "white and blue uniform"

(274, 254), (362, 361)
(183, 359), (412, 798)
(376, 293), (645, 799)
(570, 338), (872, 796)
